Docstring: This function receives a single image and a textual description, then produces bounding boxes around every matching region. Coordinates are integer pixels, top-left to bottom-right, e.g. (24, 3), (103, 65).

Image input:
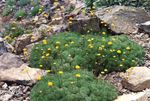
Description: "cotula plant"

(30, 70), (118, 101)
(29, 32), (144, 74)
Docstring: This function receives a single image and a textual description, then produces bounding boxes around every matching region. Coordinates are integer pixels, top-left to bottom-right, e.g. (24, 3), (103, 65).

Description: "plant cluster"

(3, 23), (24, 40)
(85, 0), (150, 10)
(29, 32), (144, 74)
(2, 0), (43, 19)
(15, 9), (26, 20)
(30, 70), (118, 101)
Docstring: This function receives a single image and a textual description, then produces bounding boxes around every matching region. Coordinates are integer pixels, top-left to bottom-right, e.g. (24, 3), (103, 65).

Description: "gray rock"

(114, 89), (150, 101)
(138, 21), (150, 35)
(0, 64), (46, 84)
(68, 16), (101, 34)
(95, 6), (150, 34)
(0, 37), (7, 55)
(0, 53), (23, 70)
(121, 67), (150, 91)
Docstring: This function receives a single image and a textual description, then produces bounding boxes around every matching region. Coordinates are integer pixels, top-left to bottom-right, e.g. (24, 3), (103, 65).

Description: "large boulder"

(115, 89), (150, 101)
(121, 67), (150, 91)
(0, 53), (23, 70)
(0, 64), (46, 85)
(68, 16), (101, 34)
(95, 6), (150, 34)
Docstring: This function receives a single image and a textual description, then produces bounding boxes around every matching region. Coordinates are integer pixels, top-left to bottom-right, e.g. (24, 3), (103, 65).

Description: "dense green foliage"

(3, 23), (24, 39)
(2, 6), (13, 16)
(15, 9), (26, 20)
(30, 70), (118, 101)
(18, 0), (30, 6)
(85, 0), (150, 10)
(30, 6), (43, 16)
(29, 32), (144, 73)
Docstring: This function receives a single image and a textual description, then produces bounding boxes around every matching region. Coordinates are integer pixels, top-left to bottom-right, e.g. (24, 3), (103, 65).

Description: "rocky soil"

(0, 0), (150, 101)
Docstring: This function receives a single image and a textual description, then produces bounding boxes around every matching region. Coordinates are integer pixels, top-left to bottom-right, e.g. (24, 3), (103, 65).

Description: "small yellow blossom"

(36, 74), (41, 81)
(31, 36), (35, 40)
(65, 44), (69, 47)
(40, 65), (43, 68)
(88, 44), (93, 48)
(42, 39), (48, 45)
(46, 53), (50, 57)
(104, 69), (108, 72)
(69, 17), (73, 20)
(101, 32), (106, 35)
(56, 41), (60, 45)
(101, 45), (105, 48)
(41, 56), (45, 59)
(70, 41), (74, 44)
(55, 46), (59, 49)
(70, 82), (75, 84)
(58, 71), (63, 75)
(108, 41), (113, 45)
(117, 50), (122, 54)
(120, 64), (123, 67)
(46, 70), (51, 73)
(113, 56), (116, 58)
(75, 65), (80, 70)
(75, 74), (81, 78)
(101, 71), (105, 74)
(126, 47), (131, 50)
(97, 53), (101, 56)
(48, 82), (53, 87)
(43, 13), (48, 17)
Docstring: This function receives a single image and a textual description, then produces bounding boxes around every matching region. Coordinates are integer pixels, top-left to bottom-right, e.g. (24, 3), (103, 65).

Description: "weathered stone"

(114, 89), (150, 101)
(0, 64), (46, 84)
(14, 34), (32, 54)
(138, 21), (150, 35)
(0, 53), (23, 70)
(121, 67), (150, 91)
(0, 37), (7, 55)
(68, 16), (100, 34)
(95, 6), (150, 34)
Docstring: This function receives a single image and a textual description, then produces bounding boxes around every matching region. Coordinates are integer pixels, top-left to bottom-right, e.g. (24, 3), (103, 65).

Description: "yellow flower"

(65, 44), (69, 47)
(68, 21), (72, 24)
(88, 44), (93, 48)
(75, 65), (80, 70)
(55, 46), (59, 49)
(117, 50), (122, 54)
(69, 17), (73, 20)
(40, 65), (43, 68)
(88, 39), (91, 42)
(41, 56), (45, 59)
(46, 53), (50, 57)
(101, 32), (106, 35)
(108, 41), (113, 45)
(23, 48), (27, 52)
(70, 41), (74, 44)
(75, 74), (81, 78)
(126, 47), (131, 50)
(48, 82), (53, 87)
(113, 56), (116, 58)
(46, 70), (51, 73)
(58, 71), (63, 75)
(48, 48), (51, 51)
(56, 41), (60, 45)
(31, 36), (35, 40)
(122, 58), (125, 61)
(99, 47), (103, 50)
(101, 71), (105, 74)
(42, 39), (48, 45)
(43, 13), (48, 17)
(96, 53), (101, 56)
(104, 69), (108, 72)
(101, 45), (105, 48)
(70, 82), (75, 84)
(120, 64), (123, 67)
(36, 74), (41, 81)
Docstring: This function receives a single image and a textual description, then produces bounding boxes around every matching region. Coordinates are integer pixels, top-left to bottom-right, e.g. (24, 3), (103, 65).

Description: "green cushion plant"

(29, 32), (144, 74)
(30, 70), (118, 101)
